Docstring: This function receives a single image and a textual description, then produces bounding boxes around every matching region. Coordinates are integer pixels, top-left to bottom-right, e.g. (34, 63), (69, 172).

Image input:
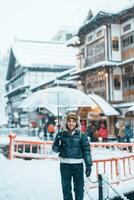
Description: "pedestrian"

(86, 123), (95, 142)
(47, 124), (55, 140)
(118, 123), (125, 142)
(43, 123), (47, 139)
(124, 123), (133, 143)
(98, 123), (108, 142)
(52, 112), (92, 200)
(81, 120), (86, 132)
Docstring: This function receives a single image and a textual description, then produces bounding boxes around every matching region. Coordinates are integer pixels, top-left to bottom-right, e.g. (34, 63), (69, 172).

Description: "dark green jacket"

(52, 130), (92, 165)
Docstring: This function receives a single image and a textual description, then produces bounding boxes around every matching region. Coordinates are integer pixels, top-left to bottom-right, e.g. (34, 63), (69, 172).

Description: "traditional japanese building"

(5, 39), (77, 127)
(70, 2), (134, 134)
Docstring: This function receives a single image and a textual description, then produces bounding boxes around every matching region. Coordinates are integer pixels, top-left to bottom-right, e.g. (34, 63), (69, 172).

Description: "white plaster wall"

(111, 24), (121, 61)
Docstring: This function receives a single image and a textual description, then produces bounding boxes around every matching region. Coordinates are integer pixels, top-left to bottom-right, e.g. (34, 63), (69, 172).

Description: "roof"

(78, 2), (134, 39)
(88, 94), (119, 116)
(5, 85), (29, 97)
(72, 57), (134, 75)
(12, 39), (78, 67)
(113, 102), (134, 109)
(72, 60), (118, 75)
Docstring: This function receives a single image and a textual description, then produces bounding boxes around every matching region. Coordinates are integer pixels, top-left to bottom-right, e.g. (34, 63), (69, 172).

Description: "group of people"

(116, 122), (133, 142)
(86, 122), (108, 142)
(52, 113), (134, 200)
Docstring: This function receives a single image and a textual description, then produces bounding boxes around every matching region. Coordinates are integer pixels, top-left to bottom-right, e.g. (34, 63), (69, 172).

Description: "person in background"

(98, 123), (108, 142)
(52, 112), (92, 200)
(118, 123), (125, 142)
(81, 120), (86, 133)
(47, 124), (55, 140)
(86, 123), (95, 142)
(43, 123), (47, 139)
(124, 123), (133, 143)
(93, 126), (100, 142)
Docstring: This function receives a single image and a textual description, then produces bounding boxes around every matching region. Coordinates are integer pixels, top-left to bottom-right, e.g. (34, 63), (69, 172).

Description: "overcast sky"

(0, 0), (131, 54)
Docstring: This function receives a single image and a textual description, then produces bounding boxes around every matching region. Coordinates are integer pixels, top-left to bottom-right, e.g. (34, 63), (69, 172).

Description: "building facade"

(6, 39), (77, 127)
(71, 3), (134, 134)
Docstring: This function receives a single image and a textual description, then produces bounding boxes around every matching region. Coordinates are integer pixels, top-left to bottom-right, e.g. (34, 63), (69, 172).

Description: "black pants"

(60, 163), (84, 200)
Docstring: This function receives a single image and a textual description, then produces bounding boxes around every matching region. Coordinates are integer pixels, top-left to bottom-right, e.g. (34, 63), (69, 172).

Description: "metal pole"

(98, 174), (103, 200)
(57, 90), (60, 134)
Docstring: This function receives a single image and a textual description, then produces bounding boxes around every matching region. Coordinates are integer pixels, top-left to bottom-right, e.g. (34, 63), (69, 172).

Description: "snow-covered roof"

(78, 1), (134, 38)
(72, 60), (118, 75)
(88, 94), (119, 116)
(66, 36), (80, 47)
(5, 84), (29, 97)
(66, 75), (80, 81)
(72, 57), (134, 75)
(56, 68), (75, 78)
(12, 39), (78, 67)
(127, 104), (134, 112)
(113, 101), (134, 109)
(53, 79), (74, 85)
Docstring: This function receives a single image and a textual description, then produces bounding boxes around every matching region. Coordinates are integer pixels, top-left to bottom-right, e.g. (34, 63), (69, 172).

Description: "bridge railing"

(7, 133), (134, 187)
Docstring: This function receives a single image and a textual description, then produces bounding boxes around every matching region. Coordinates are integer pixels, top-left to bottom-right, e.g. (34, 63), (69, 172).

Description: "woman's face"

(67, 118), (77, 131)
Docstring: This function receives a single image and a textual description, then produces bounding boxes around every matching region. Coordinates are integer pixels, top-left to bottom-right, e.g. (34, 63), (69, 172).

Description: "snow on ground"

(0, 153), (134, 200)
(0, 135), (134, 200)
(0, 155), (62, 200)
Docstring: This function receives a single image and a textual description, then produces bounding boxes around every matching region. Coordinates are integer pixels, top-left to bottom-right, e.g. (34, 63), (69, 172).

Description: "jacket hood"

(61, 115), (81, 132)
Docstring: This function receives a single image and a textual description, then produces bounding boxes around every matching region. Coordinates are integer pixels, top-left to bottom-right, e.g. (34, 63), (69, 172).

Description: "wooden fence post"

(8, 133), (16, 160)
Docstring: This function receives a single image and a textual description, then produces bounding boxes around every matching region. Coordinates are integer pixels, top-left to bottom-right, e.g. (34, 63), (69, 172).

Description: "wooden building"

(70, 2), (134, 134)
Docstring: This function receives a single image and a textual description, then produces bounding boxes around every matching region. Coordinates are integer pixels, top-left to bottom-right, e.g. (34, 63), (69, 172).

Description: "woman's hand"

(85, 164), (92, 177)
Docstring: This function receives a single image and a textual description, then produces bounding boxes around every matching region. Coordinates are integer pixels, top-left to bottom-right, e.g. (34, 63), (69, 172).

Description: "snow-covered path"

(0, 135), (134, 200)
(0, 153), (134, 200)
(0, 155), (63, 200)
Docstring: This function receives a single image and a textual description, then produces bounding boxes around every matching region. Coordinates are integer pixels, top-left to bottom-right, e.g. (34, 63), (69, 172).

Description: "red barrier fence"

(7, 133), (134, 186)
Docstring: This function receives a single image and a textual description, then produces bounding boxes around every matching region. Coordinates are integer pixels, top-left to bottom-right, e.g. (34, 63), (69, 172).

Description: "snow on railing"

(90, 142), (134, 153)
(7, 133), (134, 188)
(0, 128), (38, 136)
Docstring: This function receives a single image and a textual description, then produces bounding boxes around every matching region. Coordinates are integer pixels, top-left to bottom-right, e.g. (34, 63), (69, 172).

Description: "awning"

(127, 104), (134, 112)
(88, 94), (119, 116)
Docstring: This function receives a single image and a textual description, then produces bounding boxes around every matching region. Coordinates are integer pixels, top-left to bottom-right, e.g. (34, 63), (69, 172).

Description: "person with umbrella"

(52, 112), (92, 200)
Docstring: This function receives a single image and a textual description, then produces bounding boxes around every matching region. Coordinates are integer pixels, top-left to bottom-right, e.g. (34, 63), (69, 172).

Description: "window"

(122, 34), (134, 48)
(114, 75), (121, 90)
(96, 30), (102, 38)
(125, 65), (133, 73)
(87, 35), (93, 42)
(112, 37), (119, 51)
(123, 24), (131, 32)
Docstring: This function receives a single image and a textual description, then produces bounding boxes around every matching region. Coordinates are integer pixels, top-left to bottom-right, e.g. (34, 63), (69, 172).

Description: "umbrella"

(18, 86), (96, 133)
(18, 86), (96, 112)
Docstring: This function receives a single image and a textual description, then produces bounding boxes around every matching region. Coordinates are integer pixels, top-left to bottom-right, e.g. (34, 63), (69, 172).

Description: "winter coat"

(52, 129), (92, 166)
(99, 128), (108, 139)
(118, 125), (125, 138)
(124, 126), (133, 138)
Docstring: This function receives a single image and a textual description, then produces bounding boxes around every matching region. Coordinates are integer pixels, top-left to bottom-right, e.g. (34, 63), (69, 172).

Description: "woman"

(52, 112), (92, 200)
(118, 123), (125, 142)
(98, 123), (108, 142)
